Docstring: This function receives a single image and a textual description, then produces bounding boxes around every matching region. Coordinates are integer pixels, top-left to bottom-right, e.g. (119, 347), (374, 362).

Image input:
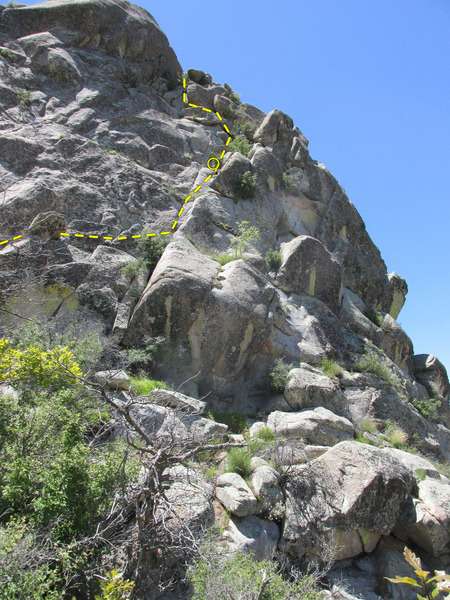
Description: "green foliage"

(360, 418), (378, 434)
(268, 358), (294, 394)
(121, 257), (146, 281)
(188, 546), (323, 600)
(282, 170), (303, 195)
(415, 469), (426, 481)
(0, 338), (82, 388)
(256, 426), (275, 442)
(206, 409), (248, 434)
(410, 395), (441, 419)
(381, 420), (409, 449)
(138, 235), (168, 274)
(94, 570), (135, 600)
(215, 253), (236, 266)
(0, 48), (14, 61)
(321, 357), (343, 378)
(230, 220), (260, 258)
(385, 546), (450, 599)
(233, 119), (256, 140)
(265, 249), (282, 271)
(107, 149), (120, 155)
(129, 375), (170, 395)
(234, 171), (258, 198)
(357, 350), (399, 388)
(355, 432), (377, 446)
(229, 90), (241, 104)
(363, 306), (383, 327)
(228, 134), (252, 156)
(0, 519), (61, 600)
(226, 448), (253, 478)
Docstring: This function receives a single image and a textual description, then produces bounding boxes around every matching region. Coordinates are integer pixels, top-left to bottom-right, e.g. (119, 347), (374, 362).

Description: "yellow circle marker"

(207, 157), (220, 172)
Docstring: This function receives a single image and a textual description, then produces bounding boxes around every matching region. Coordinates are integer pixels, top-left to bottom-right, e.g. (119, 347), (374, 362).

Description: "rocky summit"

(0, 1), (449, 599)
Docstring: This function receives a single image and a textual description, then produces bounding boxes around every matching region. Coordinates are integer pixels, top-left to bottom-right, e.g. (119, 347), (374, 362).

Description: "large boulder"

(277, 235), (343, 313)
(284, 365), (347, 415)
(224, 515), (279, 561)
(215, 473), (258, 517)
(1, 0), (181, 79)
(267, 407), (354, 446)
(394, 478), (450, 559)
(412, 354), (450, 399)
(249, 460), (284, 520)
(281, 441), (415, 561)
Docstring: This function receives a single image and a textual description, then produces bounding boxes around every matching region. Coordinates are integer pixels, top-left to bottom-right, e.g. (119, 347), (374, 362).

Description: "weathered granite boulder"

(412, 354), (450, 398)
(149, 389), (206, 414)
(284, 365), (347, 414)
(249, 461), (284, 520)
(281, 441), (415, 561)
(254, 109), (294, 152)
(94, 369), (130, 390)
(215, 473), (257, 517)
(211, 152), (254, 199)
(224, 515), (279, 561)
(267, 407), (354, 446)
(27, 210), (66, 241)
(394, 478), (450, 559)
(277, 235), (343, 313)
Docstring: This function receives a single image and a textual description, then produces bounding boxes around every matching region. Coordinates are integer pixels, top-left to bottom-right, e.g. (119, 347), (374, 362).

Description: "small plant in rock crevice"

(268, 358), (295, 394)
(265, 249), (282, 271)
(363, 306), (383, 327)
(228, 134), (252, 156)
(234, 171), (258, 199)
(230, 221), (260, 259)
(321, 357), (343, 378)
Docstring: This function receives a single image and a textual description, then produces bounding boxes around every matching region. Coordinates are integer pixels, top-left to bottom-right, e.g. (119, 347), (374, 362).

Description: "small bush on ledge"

(234, 171), (258, 198)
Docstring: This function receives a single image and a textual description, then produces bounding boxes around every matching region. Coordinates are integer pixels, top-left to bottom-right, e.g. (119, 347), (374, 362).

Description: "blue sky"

(20, 0), (450, 374)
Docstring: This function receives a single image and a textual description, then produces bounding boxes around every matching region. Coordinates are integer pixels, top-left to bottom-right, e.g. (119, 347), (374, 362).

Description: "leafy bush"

(357, 351), (398, 387)
(206, 409), (248, 434)
(233, 119), (256, 140)
(363, 306), (383, 327)
(410, 395), (441, 419)
(138, 236), (168, 274)
(321, 357), (343, 378)
(215, 253), (236, 266)
(121, 257), (146, 281)
(234, 171), (258, 198)
(228, 134), (252, 156)
(129, 375), (170, 395)
(386, 546), (450, 599)
(265, 249), (282, 271)
(0, 48), (14, 61)
(256, 426), (275, 442)
(226, 448), (253, 479)
(268, 358), (294, 394)
(188, 546), (324, 600)
(94, 570), (135, 600)
(355, 432), (377, 446)
(230, 220), (260, 258)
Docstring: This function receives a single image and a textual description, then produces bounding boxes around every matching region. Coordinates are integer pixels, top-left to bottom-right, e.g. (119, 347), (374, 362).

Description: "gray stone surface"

(215, 472), (257, 517)
(267, 407), (354, 446)
(281, 441), (414, 561)
(224, 515), (279, 561)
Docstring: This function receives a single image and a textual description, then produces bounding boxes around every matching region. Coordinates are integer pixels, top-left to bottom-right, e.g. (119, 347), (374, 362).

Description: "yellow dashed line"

(1, 80), (232, 247)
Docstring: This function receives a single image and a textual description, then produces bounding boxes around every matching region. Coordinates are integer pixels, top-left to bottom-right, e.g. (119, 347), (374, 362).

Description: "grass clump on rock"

(226, 447), (252, 479)
(268, 358), (294, 394)
(321, 357), (343, 378)
(129, 375), (170, 395)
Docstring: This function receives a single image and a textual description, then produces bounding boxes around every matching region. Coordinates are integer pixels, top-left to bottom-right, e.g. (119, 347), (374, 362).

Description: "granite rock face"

(1, 1), (450, 595)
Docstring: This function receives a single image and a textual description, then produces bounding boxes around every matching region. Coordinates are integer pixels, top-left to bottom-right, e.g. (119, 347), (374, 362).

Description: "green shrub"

(233, 119), (256, 140)
(321, 357), (343, 378)
(206, 409), (248, 434)
(359, 418), (378, 434)
(107, 149), (120, 155)
(355, 432), (377, 446)
(282, 170), (303, 195)
(121, 257), (145, 280)
(268, 358), (294, 394)
(228, 134), (252, 156)
(94, 570), (134, 600)
(0, 48), (14, 61)
(357, 351), (398, 387)
(234, 171), (258, 198)
(229, 90), (241, 104)
(226, 448), (252, 478)
(256, 426), (275, 442)
(138, 235), (168, 274)
(410, 395), (441, 419)
(215, 253), (236, 265)
(363, 306), (383, 327)
(129, 376), (170, 395)
(230, 220), (260, 258)
(188, 545), (324, 600)
(265, 249), (282, 271)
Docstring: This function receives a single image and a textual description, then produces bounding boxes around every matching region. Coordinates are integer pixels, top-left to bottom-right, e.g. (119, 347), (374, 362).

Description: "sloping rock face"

(1, 1), (450, 594)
